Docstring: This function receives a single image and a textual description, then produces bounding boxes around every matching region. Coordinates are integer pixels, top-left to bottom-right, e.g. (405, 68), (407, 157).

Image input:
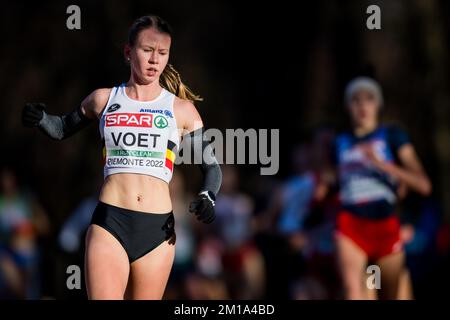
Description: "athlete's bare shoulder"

(81, 88), (112, 119)
(173, 96), (203, 132)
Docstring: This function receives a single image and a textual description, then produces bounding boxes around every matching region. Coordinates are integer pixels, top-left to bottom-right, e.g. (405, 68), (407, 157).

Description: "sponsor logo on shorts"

(105, 113), (153, 127)
(107, 103), (121, 113)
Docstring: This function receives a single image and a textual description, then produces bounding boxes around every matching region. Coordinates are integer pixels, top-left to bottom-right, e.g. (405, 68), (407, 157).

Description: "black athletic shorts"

(90, 201), (175, 263)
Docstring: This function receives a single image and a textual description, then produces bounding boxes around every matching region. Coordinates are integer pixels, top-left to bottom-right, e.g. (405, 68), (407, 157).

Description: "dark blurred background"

(0, 0), (449, 299)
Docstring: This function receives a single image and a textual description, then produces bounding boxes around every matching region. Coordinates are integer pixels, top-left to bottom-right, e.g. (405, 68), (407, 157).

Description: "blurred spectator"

(166, 170), (230, 300)
(400, 196), (442, 299)
(0, 167), (50, 299)
(58, 196), (97, 255)
(55, 180), (101, 299)
(276, 144), (317, 237)
(295, 129), (341, 300)
(258, 143), (325, 299)
(165, 171), (197, 299)
(214, 165), (265, 299)
(187, 236), (229, 299)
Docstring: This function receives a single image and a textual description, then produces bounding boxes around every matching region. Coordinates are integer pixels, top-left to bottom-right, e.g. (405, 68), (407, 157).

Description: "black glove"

(22, 103), (46, 127)
(189, 190), (216, 224)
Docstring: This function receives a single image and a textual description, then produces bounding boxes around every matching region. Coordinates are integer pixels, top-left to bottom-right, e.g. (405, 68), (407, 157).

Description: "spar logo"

(105, 113), (153, 127)
(154, 115), (168, 128)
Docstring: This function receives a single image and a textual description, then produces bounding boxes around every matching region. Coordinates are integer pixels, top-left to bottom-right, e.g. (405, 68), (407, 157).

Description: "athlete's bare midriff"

(98, 173), (172, 214)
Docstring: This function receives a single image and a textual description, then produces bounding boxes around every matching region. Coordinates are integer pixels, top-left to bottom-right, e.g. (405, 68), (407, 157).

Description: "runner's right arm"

(22, 88), (111, 140)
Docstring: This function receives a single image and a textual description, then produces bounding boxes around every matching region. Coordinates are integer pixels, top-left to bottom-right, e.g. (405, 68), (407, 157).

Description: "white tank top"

(99, 83), (179, 183)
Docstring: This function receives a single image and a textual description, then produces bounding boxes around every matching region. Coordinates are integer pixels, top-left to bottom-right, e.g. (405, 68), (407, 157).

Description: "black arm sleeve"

(39, 107), (93, 140)
(182, 128), (222, 196)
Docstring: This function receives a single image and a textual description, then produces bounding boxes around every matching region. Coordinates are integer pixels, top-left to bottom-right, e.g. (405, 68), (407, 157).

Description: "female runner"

(334, 77), (431, 299)
(22, 15), (222, 299)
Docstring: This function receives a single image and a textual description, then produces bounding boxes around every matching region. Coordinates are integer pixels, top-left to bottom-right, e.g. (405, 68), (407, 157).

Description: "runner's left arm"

(176, 99), (222, 224)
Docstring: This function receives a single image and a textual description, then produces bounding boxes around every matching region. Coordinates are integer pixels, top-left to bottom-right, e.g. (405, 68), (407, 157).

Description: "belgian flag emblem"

(102, 139), (106, 165)
(165, 140), (177, 171)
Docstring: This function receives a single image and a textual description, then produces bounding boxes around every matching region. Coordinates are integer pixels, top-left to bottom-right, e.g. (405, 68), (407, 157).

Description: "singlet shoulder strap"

(98, 85), (121, 118)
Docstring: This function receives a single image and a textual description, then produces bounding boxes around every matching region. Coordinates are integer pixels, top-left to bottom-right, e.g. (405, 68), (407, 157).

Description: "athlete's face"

(348, 89), (380, 128)
(126, 27), (171, 84)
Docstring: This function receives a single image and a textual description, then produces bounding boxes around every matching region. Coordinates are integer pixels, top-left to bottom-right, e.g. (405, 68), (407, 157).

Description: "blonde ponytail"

(160, 64), (203, 102)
